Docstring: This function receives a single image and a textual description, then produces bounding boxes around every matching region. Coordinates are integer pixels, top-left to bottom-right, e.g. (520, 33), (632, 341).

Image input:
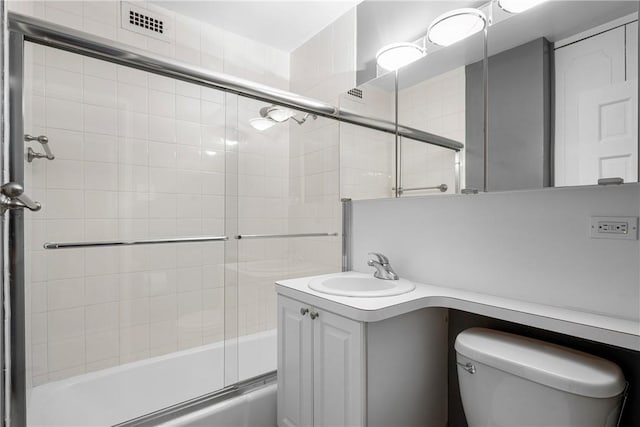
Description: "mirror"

(482, 0), (638, 191)
(340, 0), (639, 200)
(340, 1), (484, 200)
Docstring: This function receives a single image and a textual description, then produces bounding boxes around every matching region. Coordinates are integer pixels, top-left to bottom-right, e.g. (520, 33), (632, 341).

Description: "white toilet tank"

(455, 328), (626, 427)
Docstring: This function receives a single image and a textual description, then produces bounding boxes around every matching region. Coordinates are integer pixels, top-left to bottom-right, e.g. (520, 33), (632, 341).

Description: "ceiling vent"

(121, 2), (171, 42)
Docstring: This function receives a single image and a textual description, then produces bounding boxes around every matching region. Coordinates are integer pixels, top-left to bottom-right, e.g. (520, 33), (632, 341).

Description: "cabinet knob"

(300, 308), (309, 316)
(310, 311), (319, 320)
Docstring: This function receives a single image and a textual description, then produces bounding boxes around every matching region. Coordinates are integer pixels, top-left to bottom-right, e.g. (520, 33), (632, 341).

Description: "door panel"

(277, 296), (313, 427)
(313, 310), (363, 427)
(554, 26), (627, 186)
(578, 81), (638, 183)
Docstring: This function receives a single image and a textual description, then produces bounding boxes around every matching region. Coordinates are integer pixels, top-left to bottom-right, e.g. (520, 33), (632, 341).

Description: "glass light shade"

(266, 106), (296, 122)
(427, 8), (486, 47)
(376, 42), (425, 71)
(249, 117), (276, 131)
(498, 0), (548, 14)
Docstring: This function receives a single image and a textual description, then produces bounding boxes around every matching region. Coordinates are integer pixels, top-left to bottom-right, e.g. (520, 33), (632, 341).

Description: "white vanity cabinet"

(277, 294), (448, 427)
(277, 295), (364, 427)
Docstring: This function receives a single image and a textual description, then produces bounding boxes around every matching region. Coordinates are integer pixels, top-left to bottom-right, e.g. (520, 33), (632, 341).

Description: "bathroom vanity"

(276, 272), (640, 427)
(276, 292), (448, 427)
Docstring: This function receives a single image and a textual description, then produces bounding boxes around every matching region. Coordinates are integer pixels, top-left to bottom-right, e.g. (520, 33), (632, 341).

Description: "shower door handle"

(0, 182), (42, 214)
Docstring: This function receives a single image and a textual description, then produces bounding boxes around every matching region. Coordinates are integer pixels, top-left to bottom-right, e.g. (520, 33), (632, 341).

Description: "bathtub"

(28, 330), (277, 426)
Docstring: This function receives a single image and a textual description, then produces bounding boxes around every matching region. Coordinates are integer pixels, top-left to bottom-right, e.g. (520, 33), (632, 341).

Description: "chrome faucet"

(367, 252), (399, 280)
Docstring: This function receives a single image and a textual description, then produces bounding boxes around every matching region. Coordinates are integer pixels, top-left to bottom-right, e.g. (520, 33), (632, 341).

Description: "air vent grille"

(121, 2), (171, 42)
(129, 10), (164, 34)
(347, 88), (363, 99)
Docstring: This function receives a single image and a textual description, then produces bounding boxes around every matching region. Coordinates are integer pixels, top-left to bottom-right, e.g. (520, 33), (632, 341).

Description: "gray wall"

(466, 38), (551, 191)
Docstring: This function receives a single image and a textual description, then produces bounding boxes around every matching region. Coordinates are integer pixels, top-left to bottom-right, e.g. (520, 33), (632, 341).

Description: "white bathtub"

(28, 330), (277, 426)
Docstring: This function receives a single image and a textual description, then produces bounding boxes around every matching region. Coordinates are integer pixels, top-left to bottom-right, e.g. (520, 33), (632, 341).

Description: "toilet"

(455, 328), (627, 427)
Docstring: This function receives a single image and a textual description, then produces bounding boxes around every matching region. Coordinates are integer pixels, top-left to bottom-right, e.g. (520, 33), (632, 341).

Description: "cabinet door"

(312, 309), (364, 427)
(278, 296), (313, 427)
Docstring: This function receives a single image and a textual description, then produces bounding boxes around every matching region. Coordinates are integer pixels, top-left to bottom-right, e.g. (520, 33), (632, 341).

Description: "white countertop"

(276, 272), (640, 351)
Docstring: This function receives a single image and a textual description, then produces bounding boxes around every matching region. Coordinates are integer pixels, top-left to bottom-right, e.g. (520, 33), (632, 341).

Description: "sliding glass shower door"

(20, 41), (234, 425)
(233, 98), (342, 382)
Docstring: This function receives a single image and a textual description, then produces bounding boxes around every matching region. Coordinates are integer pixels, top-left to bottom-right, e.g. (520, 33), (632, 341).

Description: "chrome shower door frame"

(2, 27), (27, 427)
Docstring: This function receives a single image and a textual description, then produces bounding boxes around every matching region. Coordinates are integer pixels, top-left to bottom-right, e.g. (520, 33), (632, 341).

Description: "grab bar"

(235, 232), (338, 240)
(43, 235), (229, 249)
(393, 184), (448, 195)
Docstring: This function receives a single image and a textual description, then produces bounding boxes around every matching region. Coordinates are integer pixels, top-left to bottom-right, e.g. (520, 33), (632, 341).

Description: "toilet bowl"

(455, 328), (626, 427)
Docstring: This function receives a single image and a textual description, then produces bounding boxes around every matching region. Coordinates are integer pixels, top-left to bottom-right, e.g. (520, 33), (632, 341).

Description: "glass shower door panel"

(22, 43), (229, 426)
(235, 98), (341, 382)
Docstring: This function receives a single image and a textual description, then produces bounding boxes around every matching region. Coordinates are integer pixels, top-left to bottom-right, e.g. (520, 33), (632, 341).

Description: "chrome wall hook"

(25, 134), (55, 162)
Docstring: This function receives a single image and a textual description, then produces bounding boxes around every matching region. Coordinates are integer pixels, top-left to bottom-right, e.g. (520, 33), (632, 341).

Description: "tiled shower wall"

(15, 0), (291, 385)
(288, 9), (356, 274)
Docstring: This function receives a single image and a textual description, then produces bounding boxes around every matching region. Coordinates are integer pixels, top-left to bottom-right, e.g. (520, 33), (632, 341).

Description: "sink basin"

(308, 274), (416, 297)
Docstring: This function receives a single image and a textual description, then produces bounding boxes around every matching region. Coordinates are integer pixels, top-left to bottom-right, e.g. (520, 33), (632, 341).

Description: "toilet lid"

(455, 328), (626, 398)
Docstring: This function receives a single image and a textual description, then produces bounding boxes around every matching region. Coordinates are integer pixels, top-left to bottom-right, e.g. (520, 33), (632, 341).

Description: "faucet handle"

(368, 252), (390, 265)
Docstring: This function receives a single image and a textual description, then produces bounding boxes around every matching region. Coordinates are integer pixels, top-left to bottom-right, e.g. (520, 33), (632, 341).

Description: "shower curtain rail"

(235, 232), (339, 240)
(8, 12), (463, 152)
(43, 235), (229, 249)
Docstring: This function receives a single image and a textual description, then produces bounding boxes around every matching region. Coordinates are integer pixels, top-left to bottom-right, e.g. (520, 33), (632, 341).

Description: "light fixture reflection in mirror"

(427, 8), (487, 47)
(376, 42), (426, 71)
(498, 0), (548, 14)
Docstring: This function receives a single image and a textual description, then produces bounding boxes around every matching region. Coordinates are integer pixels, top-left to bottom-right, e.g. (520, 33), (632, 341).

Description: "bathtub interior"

(27, 330), (276, 427)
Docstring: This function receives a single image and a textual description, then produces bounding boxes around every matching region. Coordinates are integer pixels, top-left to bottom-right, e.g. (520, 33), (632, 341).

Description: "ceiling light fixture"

(427, 8), (487, 47)
(497, 0), (548, 14)
(376, 42), (425, 71)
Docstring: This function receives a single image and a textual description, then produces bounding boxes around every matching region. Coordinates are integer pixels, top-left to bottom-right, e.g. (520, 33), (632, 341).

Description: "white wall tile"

(84, 190), (117, 219)
(46, 67), (82, 101)
(48, 308), (84, 340)
(83, 75), (117, 108)
(46, 160), (84, 190)
(48, 336), (85, 372)
(84, 105), (118, 135)
(85, 302), (119, 333)
(148, 142), (177, 168)
(84, 162), (118, 191)
(84, 133), (118, 163)
(47, 278), (85, 310)
(86, 329), (119, 363)
(148, 90), (175, 118)
(148, 116), (176, 143)
(46, 98), (83, 131)
(118, 83), (148, 113)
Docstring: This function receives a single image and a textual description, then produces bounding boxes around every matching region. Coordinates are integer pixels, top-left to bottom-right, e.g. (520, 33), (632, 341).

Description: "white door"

(277, 296), (313, 427)
(555, 26), (627, 186)
(578, 81), (638, 184)
(312, 309), (364, 427)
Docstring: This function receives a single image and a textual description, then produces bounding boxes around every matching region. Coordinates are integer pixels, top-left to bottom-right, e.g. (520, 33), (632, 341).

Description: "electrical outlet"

(590, 216), (638, 240)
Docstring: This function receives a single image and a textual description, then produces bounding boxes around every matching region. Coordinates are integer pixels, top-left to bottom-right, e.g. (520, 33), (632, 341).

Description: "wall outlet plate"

(590, 216), (638, 240)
